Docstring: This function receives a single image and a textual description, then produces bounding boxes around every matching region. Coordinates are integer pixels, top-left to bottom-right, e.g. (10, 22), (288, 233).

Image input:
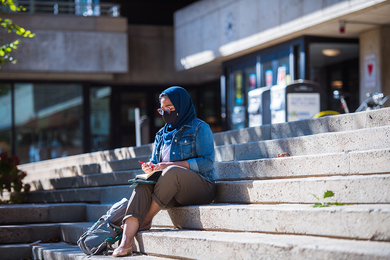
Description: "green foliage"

(323, 190), (335, 199)
(0, 151), (30, 203)
(311, 190), (345, 208)
(0, 0), (35, 67)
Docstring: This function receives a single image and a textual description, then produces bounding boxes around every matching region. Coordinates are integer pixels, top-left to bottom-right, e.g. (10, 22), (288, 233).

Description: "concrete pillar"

(359, 27), (390, 105)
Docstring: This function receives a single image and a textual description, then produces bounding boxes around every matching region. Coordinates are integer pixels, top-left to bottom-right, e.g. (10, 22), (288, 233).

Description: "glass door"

(112, 90), (149, 148)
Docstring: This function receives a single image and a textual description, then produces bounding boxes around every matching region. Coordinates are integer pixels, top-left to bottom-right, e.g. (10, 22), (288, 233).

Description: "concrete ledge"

(134, 229), (390, 260)
(24, 173), (390, 204)
(0, 223), (61, 244)
(27, 148), (390, 191)
(216, 174), (390, 204)
(23, 155), (149, 184)
(20, 108), (390, 174)
(163, 204), (390, 241)
(19, 145), (153, 174)
(231, 125), (390, 160)
(215, 148), (390, 180)
(26, 185), (134, 204)
(29, 169), (143, 191)
(32, 242), (174, 259)
(0, 203), (86, 224)
(213, 108), (390, 146)
(0, 244), (32, 260)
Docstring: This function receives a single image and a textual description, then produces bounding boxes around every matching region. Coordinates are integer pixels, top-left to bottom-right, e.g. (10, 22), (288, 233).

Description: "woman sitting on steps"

(113, 86), (216, 257)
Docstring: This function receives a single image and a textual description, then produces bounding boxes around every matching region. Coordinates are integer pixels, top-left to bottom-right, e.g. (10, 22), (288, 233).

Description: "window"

(0, 84), (12, 154)
(90, 87), (111, 152)
(14, 83), (83, 163)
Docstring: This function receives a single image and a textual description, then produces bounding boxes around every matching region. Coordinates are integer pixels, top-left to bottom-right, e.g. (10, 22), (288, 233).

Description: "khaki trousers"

(123, 165), (216, 228)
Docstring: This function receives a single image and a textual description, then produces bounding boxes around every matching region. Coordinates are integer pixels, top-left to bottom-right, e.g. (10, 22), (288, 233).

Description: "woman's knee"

(134, 183), (153, 192)
(161, 165), (182, 179)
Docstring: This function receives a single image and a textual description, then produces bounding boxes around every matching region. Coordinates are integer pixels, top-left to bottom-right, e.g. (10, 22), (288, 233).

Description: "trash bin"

(270, 80), (321, 124)
(247, 87), (271, 127)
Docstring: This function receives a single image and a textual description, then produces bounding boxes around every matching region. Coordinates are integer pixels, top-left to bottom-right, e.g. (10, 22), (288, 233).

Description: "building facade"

(0, 1), (220, 163)
(174, 0), (390, 130)
(2, 0), (390, 163)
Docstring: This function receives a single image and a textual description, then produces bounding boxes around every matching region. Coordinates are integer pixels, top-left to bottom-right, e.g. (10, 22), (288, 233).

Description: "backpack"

(77, 198), (128, 256)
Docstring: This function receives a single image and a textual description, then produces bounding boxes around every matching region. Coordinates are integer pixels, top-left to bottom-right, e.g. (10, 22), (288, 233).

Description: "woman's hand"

(142, 162), (155, 174)
(154, 161), (190, 171)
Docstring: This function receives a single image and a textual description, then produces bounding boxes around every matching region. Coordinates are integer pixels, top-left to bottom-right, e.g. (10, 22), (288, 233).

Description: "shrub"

(0, 151), (30, 203)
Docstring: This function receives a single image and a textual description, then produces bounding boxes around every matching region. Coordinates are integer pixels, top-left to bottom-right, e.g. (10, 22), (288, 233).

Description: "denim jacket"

(150, 118), (215, 183)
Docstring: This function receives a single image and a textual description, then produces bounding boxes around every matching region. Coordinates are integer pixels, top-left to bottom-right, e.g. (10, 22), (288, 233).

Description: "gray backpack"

(77, 198), (128, 256)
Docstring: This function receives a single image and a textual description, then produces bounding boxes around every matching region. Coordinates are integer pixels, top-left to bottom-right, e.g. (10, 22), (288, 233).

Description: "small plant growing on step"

(310, 190), (345, 207)
(0, 151), (30, 204)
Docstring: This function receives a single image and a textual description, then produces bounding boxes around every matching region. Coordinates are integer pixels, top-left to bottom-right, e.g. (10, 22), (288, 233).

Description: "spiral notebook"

(128, 170), (162, 185)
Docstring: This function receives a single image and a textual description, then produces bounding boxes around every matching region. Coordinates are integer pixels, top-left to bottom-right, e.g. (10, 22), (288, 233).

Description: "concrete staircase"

(1, 108), (390, 260)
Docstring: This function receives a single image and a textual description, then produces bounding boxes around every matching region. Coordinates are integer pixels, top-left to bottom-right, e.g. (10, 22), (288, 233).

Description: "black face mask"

(162, 110), (178, 125)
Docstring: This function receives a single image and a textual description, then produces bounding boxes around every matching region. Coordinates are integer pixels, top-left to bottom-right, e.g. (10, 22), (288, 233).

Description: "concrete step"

(216, 124), (390, 161)
(155, 204), (390, 241)
(31, 242), (177, 260)
(24, 185), (133, 204)
(0, 203), (86, 224)
(19, 144), (153, 173)
(0, 223), (63, 244)
(0, 244), (32, 260)
(83, 203), (390, 242)
(29, 169), (143, 191)
(213, 107), (390, 145)
(26, 147), (390, 192)
(134, 229), (390, 259)
(3, 202), (389, 242)
(6, 219), (389, 259)
(21, 173), (390, 204)
(23, 155), (150, 184)
(24, 123), (390, 182)
(216, 174), (390, 204)
(19, 108), (390, 181)
(4, 232), (390, 260)
(215, 147), (390, 180)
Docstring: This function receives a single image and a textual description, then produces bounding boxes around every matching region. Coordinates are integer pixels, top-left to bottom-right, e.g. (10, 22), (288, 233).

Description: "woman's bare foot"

(113, 246), (133, 257)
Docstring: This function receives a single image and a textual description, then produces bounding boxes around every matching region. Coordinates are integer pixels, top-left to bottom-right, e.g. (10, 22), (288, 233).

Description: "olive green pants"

(123, 165), (216, 228)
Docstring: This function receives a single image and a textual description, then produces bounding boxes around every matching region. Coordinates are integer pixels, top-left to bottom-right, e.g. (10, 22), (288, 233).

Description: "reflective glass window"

(0, 84), (12, 154)
(309, 42), (359, 111)
(14, 83), (83, 163)
(120, 92), (148, 147)
(90, 87), (111, 152)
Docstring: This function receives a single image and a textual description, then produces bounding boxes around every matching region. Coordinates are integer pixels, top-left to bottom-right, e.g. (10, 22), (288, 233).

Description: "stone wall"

(0, 14), (219, 84)
(113, 25), (220, 85)
(0, 14), (128, 74)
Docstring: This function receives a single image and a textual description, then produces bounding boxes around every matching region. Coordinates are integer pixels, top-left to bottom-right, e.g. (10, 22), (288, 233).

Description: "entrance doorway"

(309, 42), (360, 112)
(111, 88), (153, 149)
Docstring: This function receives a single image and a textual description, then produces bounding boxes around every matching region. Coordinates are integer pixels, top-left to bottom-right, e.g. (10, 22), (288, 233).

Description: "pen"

(138, 161), (144, 164)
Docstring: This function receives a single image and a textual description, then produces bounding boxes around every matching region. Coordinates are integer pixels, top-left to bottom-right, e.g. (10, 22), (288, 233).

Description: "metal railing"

(8, 1), (121, 17)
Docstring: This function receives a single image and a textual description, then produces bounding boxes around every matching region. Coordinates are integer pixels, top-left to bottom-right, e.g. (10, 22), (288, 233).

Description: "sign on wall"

(364, 53), (376, 89)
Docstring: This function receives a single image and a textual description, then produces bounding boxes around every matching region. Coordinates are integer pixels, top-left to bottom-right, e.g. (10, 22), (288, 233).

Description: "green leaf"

(313, 203), (322, 207)
(0, 50), (4, 56)
(323, 190), (334, 199)
(4, 47), (11, 52)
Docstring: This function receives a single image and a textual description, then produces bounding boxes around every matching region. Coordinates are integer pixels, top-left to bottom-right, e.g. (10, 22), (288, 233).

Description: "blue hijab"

(161, 86), (196, 143)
